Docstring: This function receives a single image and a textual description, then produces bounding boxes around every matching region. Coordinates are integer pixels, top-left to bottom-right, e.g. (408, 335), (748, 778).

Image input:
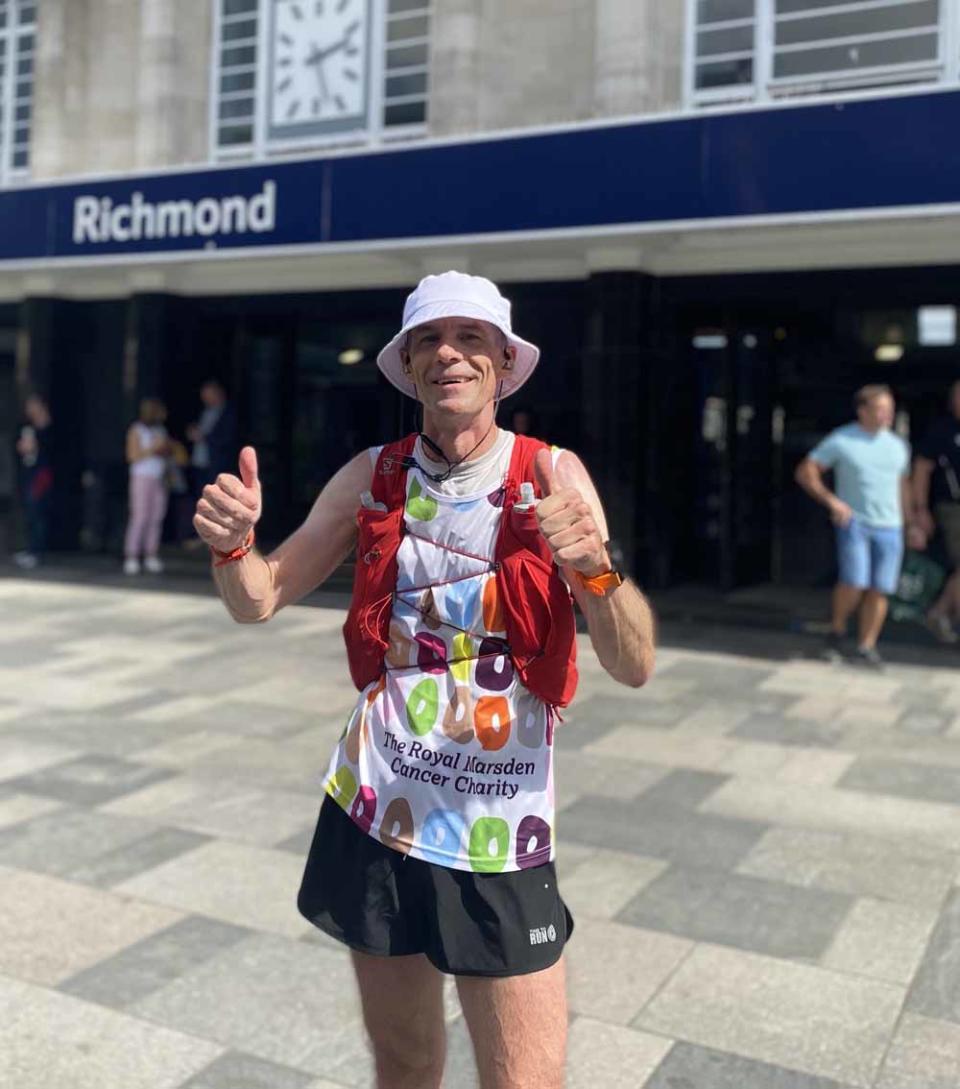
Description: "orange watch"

(575, 567), (625, 597)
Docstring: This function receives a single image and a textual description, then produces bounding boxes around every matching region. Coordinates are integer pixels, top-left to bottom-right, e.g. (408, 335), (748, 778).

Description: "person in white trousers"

(123, 397), (171, 574)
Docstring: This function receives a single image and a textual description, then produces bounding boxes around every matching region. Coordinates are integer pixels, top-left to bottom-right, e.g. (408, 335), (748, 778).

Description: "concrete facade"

(27, 0), (685, 181)
(32, 0), (212, 180)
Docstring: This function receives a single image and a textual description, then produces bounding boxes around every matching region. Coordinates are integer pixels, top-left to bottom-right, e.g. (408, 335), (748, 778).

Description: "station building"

(2, 0), (959, 593)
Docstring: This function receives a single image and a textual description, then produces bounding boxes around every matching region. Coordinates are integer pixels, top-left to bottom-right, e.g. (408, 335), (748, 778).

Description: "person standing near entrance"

(192, 271), (655, 1089)
(123, 397), (171, 575)
(911, 379), (960, 642)
(795, 384), (911, 668)
(185, 379), (238, 551)
(187, 378), (238, 488)
(13, 393), (54, 569)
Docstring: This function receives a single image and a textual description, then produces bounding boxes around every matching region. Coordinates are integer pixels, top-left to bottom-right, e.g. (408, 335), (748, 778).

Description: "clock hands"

(304, 19), (361, 72)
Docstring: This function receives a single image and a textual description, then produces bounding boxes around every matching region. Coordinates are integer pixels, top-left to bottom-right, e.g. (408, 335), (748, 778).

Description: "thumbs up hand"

(193, 445), (262, 552)
(532, 448), (610, 576)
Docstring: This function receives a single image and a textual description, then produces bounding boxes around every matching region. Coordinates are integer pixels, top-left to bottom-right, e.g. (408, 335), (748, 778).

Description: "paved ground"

(2, 577), (960, 1089)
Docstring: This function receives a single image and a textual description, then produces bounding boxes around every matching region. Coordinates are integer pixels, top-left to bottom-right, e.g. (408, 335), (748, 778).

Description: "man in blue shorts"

(795, 384), (911, 668)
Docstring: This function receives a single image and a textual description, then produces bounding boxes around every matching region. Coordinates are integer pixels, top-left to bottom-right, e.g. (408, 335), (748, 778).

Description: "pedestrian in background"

(187, 378), (238, 488)
(123, 397), (171, 575)
(13, 393), (54, 570)
(911, 378), (960, 642)
(795, 384), (911, 668)
(185, 379), (238, 550)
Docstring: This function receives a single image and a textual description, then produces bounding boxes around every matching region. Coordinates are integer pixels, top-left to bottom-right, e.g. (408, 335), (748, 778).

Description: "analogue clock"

(268, 0), (370, 137)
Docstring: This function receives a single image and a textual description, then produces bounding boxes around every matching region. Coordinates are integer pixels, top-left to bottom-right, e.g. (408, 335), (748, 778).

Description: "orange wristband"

(575, 568), (624, 596)
(211, 529), (255, 567)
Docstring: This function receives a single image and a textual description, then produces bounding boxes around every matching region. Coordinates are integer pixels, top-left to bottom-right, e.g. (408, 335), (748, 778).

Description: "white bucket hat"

(376, 271), (540, 400)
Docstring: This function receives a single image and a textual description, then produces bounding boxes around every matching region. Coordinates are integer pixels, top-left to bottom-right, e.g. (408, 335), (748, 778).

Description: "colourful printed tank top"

(321, 433), (556, 873)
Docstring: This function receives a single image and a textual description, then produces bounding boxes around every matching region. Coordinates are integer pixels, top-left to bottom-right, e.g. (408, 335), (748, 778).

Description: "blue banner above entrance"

(2, 89), (960, 264)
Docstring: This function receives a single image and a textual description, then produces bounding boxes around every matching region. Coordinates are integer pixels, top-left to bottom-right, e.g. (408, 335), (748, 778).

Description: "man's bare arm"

(911, 457), (936, 536)
(196, 448), (373, 623)
(536, 450), (655, 688)
(795, 458), (852, 526)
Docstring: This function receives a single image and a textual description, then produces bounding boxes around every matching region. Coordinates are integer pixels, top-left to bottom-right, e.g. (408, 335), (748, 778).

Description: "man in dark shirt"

(187, 379), (239, 487)
(13, 393), (54, 569)
(911, 380), (960, 641)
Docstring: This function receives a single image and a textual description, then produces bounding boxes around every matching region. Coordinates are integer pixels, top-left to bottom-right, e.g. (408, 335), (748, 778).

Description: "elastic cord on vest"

(402, 379), (504, 484)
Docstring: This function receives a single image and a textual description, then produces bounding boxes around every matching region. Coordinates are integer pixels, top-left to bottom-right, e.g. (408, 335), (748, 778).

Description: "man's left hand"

(533, 448), (609, 576)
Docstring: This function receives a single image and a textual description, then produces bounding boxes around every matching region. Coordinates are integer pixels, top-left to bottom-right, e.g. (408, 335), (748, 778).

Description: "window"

(691, 0), (758, 103)
(213, 0), (260, 154)
(211, 0), (431, 160)
(688, 0), (952, 107)
(383, 0), (429, 128)
(0, 0), (36, 183)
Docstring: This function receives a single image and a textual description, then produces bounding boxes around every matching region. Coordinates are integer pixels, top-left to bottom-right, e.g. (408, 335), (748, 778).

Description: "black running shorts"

(297, 795), (574, 977)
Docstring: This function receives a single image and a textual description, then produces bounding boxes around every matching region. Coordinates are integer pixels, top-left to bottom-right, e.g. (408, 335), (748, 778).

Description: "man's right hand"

(193, 445), (262, 552)
(828, 497), (854, 527)
(916, 508), (937, 537)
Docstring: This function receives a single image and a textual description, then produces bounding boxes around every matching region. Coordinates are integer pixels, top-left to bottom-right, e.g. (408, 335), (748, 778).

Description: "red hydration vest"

(342, 433), (578, 708)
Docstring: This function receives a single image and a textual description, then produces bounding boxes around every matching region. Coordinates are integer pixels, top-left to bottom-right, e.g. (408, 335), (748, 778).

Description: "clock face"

(268, 0), (370, 137)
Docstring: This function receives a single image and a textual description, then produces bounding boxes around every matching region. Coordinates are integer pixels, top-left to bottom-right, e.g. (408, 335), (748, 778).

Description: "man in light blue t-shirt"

(795, 384), (911, 668)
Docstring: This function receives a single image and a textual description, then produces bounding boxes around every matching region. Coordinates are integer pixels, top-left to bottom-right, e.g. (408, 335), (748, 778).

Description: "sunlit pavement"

(1, 577), (959, 1088)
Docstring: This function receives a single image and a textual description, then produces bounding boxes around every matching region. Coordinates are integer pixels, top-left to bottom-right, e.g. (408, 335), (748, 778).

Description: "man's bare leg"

(456, 957), (567, 1089)
(832, 582), (864, 635)
(352, 951), (446, 1089)
(858, 589), (889, 649)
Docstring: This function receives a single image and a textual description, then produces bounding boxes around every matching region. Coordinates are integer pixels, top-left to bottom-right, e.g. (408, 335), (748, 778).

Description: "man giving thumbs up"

(533, 446), (655, 686)
(197, 271), (656, 1089)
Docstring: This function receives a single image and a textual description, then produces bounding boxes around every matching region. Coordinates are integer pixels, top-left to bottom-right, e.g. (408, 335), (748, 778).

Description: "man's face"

(402, 317), (513, 418)
(24, 396), (45, 425)
(200, 383), (222, 408)
(858, 393), (895, 431)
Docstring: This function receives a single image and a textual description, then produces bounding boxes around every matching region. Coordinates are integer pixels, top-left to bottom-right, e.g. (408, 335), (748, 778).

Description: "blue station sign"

(1, 88), (960, 265)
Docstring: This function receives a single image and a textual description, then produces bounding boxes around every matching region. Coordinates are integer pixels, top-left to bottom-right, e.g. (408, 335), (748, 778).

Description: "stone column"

(427, 0), (482, 136)
(137, 0), (213, 168)
(136, 0), (178, 169)
(31, 0), (91, 179)
(594, 0), (685, 117)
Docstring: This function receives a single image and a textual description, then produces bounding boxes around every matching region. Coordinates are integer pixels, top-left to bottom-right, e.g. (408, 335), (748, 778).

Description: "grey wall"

(32, 0), (212, 179)
(30, 0), (684, 179)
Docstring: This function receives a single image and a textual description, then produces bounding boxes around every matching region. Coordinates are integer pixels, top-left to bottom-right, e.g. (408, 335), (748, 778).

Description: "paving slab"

(115, 839), (314, 939)
(0, 975), (224, 1089)
(130, 932), (364, 1076)
(566, 920), (692, 1025)
(905, 888), (960, 1023)
(644, 1041), (857, 1089)
(636, 944), (904, 1088)
(736, 825), (960, 908)
(875, 1013), (960, 1089)
(821, 897), (938, 984)
(565, 1018), (672, 1089)
(617, 865), (852, 960)
(0, 866), (183, 985)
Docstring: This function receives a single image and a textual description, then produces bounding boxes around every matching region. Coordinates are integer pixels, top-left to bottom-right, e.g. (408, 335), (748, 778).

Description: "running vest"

(343, 432), (578, 709)
(322, 432), (577, 872)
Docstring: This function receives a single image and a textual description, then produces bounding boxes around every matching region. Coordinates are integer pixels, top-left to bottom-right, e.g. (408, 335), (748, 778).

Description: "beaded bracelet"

(211, 529), (255, 568)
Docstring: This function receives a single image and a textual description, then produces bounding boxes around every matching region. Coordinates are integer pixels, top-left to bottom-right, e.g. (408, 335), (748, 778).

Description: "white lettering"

(220, 194), (248, 233)
(156, 200), (195, 238)
(130, 192), (156, 240)
(249, 180), (276, 232)
(110, 205), (132, 242)
(72, 180), (277, 246)
(73, 196), (101, 243)
(194, 198), (221, 237)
